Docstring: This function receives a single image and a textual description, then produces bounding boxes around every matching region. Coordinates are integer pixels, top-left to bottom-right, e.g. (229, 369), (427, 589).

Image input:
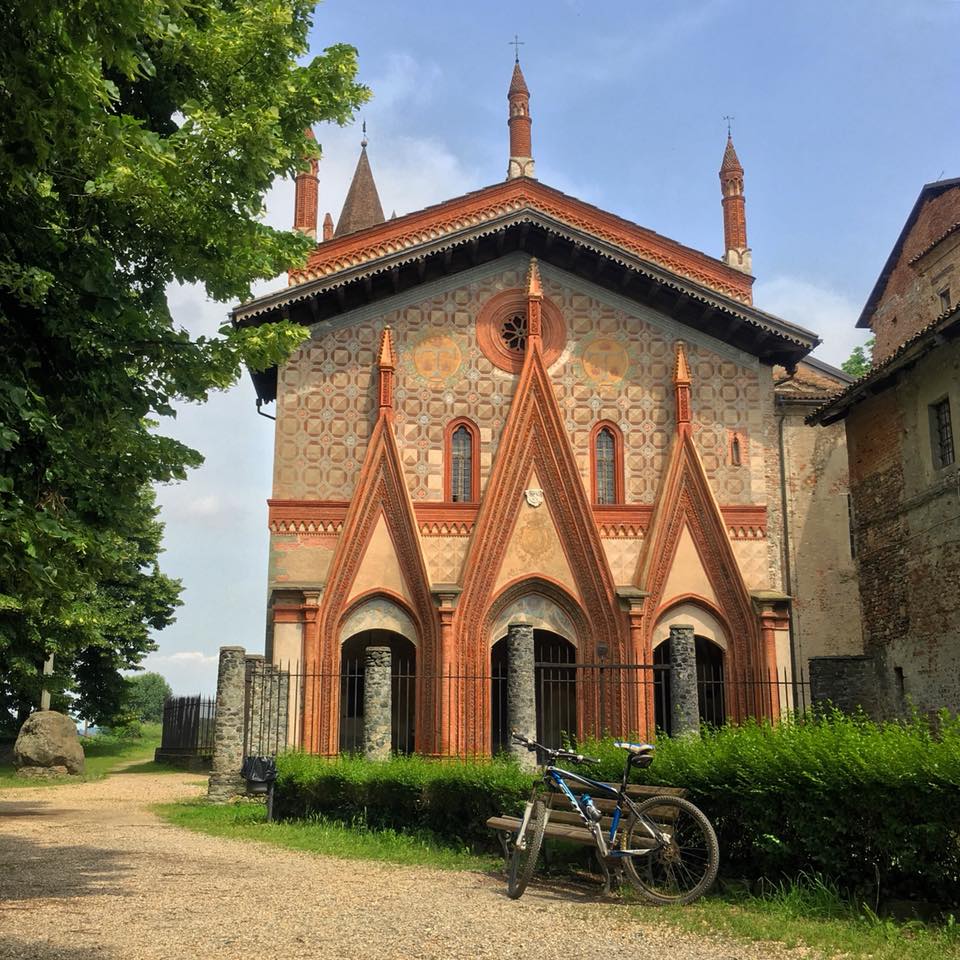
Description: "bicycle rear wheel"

(507, 798), (548, 899)
(621, 795), (719, 905)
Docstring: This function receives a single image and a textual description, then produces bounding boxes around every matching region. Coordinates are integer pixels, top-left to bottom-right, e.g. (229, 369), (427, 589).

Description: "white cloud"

(753, 274), (871, 369)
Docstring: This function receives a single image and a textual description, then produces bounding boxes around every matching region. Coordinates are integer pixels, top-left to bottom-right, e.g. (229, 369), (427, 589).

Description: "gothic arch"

(486, 576), (587, 649)
(338, 591), (420, 648)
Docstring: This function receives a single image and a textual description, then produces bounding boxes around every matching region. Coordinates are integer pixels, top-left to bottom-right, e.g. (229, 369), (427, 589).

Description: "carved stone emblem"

(524, 488), (544, 508)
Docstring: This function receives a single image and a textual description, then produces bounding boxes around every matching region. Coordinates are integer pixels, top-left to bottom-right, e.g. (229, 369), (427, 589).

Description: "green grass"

(640, 874), (960, 960)
(0, 722), (164, 788)
(155, 799), (503, 872)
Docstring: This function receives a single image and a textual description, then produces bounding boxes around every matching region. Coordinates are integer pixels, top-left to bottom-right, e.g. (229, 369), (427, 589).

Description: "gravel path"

(0, 767), (801, 960)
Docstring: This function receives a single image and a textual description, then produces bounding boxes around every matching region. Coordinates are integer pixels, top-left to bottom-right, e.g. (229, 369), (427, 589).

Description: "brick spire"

(322, 212), (334, 241)
(507, 58), (535, 180)
(673, 341), (692, 437)
(719, 132), (752, 275)
(293, 128), (319, 239)
(377, 325), (396, 416)
(335, 127), (385, 238)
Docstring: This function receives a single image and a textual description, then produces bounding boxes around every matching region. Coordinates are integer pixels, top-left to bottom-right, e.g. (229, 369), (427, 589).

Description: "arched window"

(445, 419), (479, 502)
(731, 435), (741, 467)
(590, 421), (623, 505)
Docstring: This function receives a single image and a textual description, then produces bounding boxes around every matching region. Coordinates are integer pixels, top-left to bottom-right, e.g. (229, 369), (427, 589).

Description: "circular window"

(476, 289), (566, 373)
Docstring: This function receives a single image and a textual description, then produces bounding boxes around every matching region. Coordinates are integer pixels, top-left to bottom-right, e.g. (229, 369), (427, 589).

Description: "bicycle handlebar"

(510, 731), (601, 766)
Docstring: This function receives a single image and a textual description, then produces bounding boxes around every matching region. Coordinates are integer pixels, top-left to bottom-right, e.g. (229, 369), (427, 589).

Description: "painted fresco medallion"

(581, 337), (630, 385)
(517, 511), (553, 561)
(411, 333), (463, 382)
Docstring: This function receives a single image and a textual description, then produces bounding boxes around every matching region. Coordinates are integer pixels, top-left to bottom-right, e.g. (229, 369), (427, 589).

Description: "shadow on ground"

(0, 834), (130, 902)
(0, 937), (116, 960)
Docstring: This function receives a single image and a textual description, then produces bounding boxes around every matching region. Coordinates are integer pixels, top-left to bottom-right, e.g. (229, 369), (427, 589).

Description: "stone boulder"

(13, 711), (85, 775)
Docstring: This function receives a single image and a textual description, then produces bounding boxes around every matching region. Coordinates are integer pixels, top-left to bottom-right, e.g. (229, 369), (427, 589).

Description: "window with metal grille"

(595, 428), (616, 504)
(931, 398), (955, 469)
(451, 425), (473, 501)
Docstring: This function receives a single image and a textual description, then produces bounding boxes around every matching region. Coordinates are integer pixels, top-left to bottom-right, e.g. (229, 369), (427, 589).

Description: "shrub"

(274, 713), (960, 906)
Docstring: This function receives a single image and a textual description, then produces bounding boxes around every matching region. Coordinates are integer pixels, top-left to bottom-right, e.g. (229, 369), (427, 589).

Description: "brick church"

(232, 60), (859, 756)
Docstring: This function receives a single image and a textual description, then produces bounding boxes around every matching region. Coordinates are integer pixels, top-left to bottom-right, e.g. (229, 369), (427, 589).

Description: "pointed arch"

(304, 415), (438, 754)
(590, 420), (624, 505)
(454, 311), (626, 752)
(444, 417), (479, 503)
(634, 430), (763, 721)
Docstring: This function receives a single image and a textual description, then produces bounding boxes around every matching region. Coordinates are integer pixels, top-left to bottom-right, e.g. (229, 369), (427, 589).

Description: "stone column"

(507, 623), (537, 769)
(363, 646), (392, 761)
(668, 625), (700, 737)
(208, 646), (247, 802)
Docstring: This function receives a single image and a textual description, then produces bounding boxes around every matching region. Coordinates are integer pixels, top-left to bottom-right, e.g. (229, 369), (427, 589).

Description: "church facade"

(233, 62), (859, 755)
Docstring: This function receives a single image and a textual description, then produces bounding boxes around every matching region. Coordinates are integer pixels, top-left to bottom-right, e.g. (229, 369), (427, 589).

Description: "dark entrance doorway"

(653, 635), (726, 734)
(491, 629), (577, 753)
(339, 630), (416, 754)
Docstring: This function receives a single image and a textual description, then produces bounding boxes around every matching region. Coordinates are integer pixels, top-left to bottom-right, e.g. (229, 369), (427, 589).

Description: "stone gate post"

(208, 645), (247, 801)
(363, 646), (392, 761)
(668, 624), (700, 737)
(507, 623), (537, 769)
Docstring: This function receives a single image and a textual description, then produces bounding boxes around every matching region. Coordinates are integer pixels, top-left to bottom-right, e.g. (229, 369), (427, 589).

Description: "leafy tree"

(841, 338), (875, 378)
(126, 671), (173, 723)
(0, 0), (368, 731)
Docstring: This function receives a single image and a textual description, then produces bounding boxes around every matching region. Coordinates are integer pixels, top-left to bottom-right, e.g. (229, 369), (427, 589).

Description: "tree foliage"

(0, 0), (368, 730)
(125, 671), (173, 723)
(841, 338), (875, 378)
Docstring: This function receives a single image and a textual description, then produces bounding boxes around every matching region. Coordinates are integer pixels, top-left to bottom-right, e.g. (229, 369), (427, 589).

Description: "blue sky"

(145, 0), (960, 693)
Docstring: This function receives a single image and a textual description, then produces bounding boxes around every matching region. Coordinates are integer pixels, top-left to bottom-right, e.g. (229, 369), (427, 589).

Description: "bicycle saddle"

(614, 741), (655, 757)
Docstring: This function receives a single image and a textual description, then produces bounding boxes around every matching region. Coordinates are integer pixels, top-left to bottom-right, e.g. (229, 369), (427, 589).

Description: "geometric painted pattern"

(273, 258), (767, 505)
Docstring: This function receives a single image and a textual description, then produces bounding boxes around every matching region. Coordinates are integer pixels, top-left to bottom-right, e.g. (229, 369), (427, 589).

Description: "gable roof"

(233, 177), (820, 403)
(856, 177), (960, 329)
(808, 301), (960, 425)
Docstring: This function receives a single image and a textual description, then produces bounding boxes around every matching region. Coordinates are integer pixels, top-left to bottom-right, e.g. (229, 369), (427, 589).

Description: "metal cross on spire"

(723, 115), (735, 137)
(509, 34), (525, 62)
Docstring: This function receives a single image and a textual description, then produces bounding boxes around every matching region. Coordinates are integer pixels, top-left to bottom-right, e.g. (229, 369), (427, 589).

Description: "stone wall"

(846, 338), (960, 714)
(809, 655), (880, 717)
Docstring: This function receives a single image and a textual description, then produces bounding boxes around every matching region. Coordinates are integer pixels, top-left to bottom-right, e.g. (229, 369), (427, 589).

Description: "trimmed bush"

(274, 752), (533, 848)
(274, 712), (960, 906)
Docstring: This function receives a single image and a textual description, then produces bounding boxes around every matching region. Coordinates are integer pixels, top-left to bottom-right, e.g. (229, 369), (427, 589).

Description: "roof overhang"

(808, 304), (960, 426)
(235, 211), (819, 404)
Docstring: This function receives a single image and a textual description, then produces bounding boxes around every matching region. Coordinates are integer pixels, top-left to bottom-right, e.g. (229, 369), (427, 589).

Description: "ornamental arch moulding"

(475, 288), (566, 373)
(652, 597), (731, 652)
(338, 593), (420, 648)
(486, 576), (585, 648)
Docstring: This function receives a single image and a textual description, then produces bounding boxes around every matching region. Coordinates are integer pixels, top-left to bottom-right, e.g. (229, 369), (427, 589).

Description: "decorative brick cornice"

(288, 178), (753, 303)
(268, 499), (767, 540)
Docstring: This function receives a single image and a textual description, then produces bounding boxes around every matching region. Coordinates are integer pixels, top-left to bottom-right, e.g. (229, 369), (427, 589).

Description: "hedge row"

(274, 712), (960, 905)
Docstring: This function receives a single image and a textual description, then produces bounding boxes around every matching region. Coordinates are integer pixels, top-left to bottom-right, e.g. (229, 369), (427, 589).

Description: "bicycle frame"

(516, 761), (668, 860)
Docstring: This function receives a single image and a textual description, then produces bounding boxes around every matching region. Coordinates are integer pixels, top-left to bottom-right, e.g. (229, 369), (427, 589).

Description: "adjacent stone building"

(810, 178), (960, 716)
(233, 61), (857, 754)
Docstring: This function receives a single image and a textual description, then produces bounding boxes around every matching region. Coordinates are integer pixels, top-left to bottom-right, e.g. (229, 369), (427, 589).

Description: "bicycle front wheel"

(621, 795), (719, 905)
(507, 798), (548, 899)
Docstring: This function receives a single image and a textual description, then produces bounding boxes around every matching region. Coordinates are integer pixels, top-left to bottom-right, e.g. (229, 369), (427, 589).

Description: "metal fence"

(240, 654), (812, 760)
(160, 696), (216, 756)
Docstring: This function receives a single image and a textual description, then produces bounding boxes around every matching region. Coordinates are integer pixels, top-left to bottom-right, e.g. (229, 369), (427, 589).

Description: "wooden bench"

(486, 781), (688, 894)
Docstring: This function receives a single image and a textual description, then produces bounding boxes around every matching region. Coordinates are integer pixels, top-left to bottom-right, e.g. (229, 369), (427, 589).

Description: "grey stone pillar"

(507, 623), (537, 769)
(363, 646), (392, 761)
(208, 646), (247, 801)
(668, 625), (700, 737)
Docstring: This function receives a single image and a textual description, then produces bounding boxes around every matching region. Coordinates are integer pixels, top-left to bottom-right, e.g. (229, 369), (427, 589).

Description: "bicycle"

(506, 733), (719, 904)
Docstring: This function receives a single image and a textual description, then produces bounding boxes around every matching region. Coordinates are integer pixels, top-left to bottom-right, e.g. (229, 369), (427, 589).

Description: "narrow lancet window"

(451, 425), (473, 502)
(731, 435), (742, 466)
(595, 428), (616, 505)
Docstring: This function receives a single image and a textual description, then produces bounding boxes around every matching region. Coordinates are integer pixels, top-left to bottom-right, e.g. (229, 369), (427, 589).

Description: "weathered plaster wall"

(847, 339), (960, 713)
(781, 407), (863, 677)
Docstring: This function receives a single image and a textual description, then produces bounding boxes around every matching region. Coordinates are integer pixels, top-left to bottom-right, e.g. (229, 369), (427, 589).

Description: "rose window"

(500, 314), (527, 353)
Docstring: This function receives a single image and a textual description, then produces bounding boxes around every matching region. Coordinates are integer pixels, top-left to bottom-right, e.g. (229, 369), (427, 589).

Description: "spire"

(377, 325), (396, 416)
(334, 130), (385, 238)
(293, 128), (319, 239)
(507, 57), (535, 180)
(673, 341), (692, 437)
(322, 212), (333, 241)
(526, 258), (543, 345)
(719, 127), (752, 275)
